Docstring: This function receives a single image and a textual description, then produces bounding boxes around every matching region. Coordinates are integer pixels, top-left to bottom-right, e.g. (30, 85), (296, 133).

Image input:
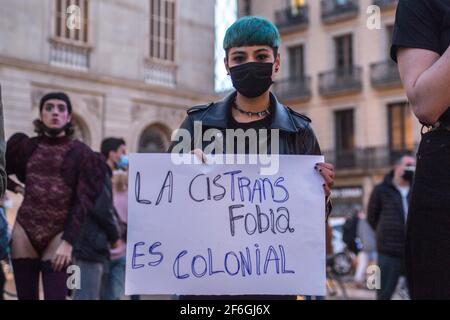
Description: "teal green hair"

(223, 16), (281, 51)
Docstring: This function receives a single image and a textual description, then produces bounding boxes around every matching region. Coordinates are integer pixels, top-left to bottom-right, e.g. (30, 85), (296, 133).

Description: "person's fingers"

(192, 149), (207, 164)
(315, 165), (335, 179)
(53, 255), (62, 272)
(51, 255), (59, 271)
(316, 162), (334, 170)
(315, 167), (335, 187)
(57, 255), (65, 272)
(62, 255), (70, 270)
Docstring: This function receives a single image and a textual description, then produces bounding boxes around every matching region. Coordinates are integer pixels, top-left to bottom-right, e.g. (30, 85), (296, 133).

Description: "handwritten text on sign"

(125, 154), (326, 296)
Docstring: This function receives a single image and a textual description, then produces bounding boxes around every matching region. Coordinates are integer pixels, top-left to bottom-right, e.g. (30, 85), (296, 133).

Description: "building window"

(288, 45), (305, 79)
(138, 124), (171, 153)
(335, 109), (355, 153)
(334, 34), (353, 70)
(55, 0), (89, 43)
(150, 0), (176, 61)
(388, 102), (413, 154)
(51, 0), (90, 70)
(290, 0), (306, 14)
(242, 0), (252, 16)
(334, 109), (355, 168)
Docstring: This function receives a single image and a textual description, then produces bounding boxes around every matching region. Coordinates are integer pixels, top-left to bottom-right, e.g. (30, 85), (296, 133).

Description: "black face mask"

(229, 62), (274, 98)
(402, 169), (415, 183)
(43, 123), (69, 137)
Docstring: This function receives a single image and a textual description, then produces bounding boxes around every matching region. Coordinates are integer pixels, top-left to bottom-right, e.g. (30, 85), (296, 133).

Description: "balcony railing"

(323, 146), (417, 171)
(373, 0), (398, 10)
(318, 66), (362, 97)
(273, 76), (312, 101)
(144, 59), (177, 88)
(49, 38), (90, 71)
(370, 60), (402, 89)
(275, 5), (309, 33)
(321, 0), (359, 24)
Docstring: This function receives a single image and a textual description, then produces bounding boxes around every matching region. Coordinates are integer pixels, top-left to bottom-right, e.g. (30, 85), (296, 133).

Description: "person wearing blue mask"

(99, 137), (128, 300)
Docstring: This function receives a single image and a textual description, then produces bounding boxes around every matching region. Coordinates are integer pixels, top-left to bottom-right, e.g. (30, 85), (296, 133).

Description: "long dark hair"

(33, 119), (75, 138)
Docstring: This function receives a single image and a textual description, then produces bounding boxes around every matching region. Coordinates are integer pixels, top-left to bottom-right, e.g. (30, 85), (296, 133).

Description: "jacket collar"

(199, 91), (299, 133)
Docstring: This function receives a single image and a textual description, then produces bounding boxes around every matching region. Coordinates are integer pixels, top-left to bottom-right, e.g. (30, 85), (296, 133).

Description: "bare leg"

(10, 223), (40, 300)
(10, 222), (39, 259)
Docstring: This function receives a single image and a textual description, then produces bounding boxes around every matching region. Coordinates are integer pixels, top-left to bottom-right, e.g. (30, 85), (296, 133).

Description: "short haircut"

(223, 16), (281, 55)
(39, 92), (72, 114)
(101, 137), (126, 159)
(394, 151), (414, 166)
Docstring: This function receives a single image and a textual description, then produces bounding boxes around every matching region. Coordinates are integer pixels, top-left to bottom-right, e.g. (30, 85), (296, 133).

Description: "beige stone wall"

(0, 0), (217, 152)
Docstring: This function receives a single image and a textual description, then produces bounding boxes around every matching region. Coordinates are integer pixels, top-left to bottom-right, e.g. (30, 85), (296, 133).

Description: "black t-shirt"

(227, 109), (272, 154)
(391, 0), (450, 123)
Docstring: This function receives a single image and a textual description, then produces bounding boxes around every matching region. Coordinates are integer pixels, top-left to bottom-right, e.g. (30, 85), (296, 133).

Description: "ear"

(274, 53), (281, 73)
(67, 114), (72, 123)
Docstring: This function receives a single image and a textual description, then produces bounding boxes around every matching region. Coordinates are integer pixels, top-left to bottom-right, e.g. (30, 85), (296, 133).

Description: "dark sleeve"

(90, 177), (120, 243)
(367, 186), (382, 231)
(62, 149), (106, 245)
(0, 88), (6, 198)
(167, 115), (194, 153)
(99, 209), (120, 243)
(391, 0), (442, 62)
(302, 123), (322, 156)
(5, 132), (29, 192)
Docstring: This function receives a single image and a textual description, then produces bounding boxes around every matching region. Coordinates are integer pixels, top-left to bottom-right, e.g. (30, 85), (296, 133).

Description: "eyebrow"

(254, 48), (270, 54)
(230, 48), (270, 56)
(230, 50), (247, 56)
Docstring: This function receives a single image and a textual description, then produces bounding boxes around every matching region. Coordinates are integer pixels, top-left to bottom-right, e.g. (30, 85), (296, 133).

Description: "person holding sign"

(169, 16), (334, 299)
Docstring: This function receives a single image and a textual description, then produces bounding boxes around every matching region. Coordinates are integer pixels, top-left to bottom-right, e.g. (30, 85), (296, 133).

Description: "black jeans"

(406, 129), (450, 299)
(377, 253), (405, 300)
(0, 261), (5, 300)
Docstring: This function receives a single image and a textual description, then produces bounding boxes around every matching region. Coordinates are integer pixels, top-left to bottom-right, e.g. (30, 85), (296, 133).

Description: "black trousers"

(377, 253), (405, 300)
(406, 129), (450, 299)
(0, 261), (5, 300)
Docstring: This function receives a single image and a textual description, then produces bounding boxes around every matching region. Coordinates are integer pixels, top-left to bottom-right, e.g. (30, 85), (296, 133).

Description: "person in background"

(354, 211), (377, 288)
(71, 151), (121, 300)
(6, 92), (104, 300)
(342, 210), (361, 257)
(368, 153), (416, 300)
(100, 138), (128, 300)
(0, 196), (9, 300)
(0, 86), (7, 300)
(0, 86), (7, 199)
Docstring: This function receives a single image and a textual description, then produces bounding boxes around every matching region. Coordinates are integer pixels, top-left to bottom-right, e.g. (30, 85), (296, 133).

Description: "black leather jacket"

(169, 91), (332, 218)
(169, 91), (322, 156)
(72, 167), (120, 263)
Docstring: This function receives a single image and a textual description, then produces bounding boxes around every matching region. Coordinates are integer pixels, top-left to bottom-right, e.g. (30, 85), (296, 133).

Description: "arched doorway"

(138, 123), (172, 153)
(71, 114), (91, 146)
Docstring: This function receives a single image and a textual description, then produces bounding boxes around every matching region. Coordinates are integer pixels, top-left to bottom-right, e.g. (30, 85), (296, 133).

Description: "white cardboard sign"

(125, 154), (326, 296)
